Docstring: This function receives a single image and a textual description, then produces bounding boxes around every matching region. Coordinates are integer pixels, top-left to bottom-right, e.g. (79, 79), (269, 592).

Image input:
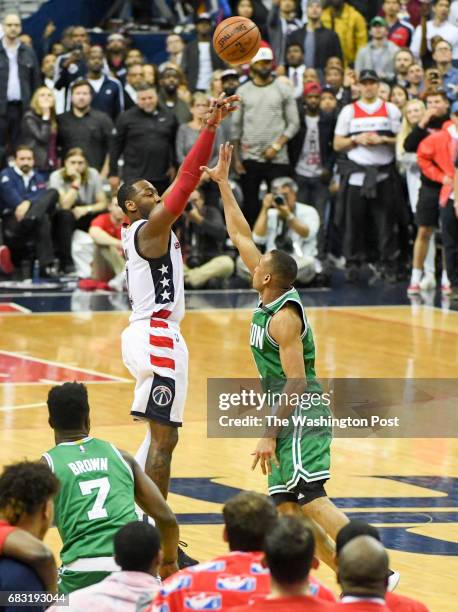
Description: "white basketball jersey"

(121, 219), (185, 324)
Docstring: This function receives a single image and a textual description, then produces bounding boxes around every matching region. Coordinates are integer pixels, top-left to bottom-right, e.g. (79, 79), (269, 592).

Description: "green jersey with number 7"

(43, 436), (138, 565)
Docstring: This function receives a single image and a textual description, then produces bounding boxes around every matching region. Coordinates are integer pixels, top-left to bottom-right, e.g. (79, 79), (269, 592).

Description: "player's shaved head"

(268, 250), (298, 287)
(117, 179), (142, 213)
(337, 535), (389, 598)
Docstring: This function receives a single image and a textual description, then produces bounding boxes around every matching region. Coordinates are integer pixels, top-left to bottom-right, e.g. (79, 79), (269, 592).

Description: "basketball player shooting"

(202, 143), (349, 570)
(117, 94), (238, 567)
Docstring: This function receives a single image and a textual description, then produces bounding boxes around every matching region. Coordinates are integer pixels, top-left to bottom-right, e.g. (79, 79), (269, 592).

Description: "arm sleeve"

(163, 128), (216, 216)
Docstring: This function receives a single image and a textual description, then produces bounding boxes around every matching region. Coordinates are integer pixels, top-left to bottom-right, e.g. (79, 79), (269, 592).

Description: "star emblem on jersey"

(160, 278), (170, 287)
(159, 264), (168, 275)
(161, 290), (171, 300)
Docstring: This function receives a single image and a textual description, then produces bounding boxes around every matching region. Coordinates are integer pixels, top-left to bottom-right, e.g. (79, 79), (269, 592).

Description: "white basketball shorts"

(121, 317), (188, 427)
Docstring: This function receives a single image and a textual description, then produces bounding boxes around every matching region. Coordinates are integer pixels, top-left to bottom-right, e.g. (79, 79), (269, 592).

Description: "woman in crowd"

(50, 148), (107, 276)
(21, 87), (58, 178)
(176, 93), (224, 168)
(207, 70), (224, 99)
(390, 84), (409, 111)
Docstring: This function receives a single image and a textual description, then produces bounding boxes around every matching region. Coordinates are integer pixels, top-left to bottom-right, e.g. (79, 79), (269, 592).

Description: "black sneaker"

(178, 541), (198, 568)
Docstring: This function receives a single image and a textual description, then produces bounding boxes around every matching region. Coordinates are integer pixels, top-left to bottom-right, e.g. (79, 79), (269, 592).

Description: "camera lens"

(273, 195), (285, 206)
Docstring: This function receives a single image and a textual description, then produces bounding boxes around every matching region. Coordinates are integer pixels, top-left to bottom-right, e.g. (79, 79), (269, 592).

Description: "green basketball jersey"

(250, 287), (317, 386)
(43, 437), (138, 565)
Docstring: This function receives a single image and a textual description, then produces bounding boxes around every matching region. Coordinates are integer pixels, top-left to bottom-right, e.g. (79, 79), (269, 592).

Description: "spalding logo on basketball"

(152, 385), (173, 407)
(213, 16), (261, 65)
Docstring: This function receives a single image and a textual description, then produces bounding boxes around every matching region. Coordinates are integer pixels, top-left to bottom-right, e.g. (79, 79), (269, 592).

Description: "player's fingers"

(260, 456), (267, 476)
(199, 166), (209, 173)
(251, 454), (260, 470)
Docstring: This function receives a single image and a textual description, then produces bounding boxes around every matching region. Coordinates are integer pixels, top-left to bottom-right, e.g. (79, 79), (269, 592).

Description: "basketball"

(213, 16), (261, 65)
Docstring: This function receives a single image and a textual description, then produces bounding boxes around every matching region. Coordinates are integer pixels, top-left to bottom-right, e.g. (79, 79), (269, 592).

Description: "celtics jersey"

(43, 437), (138, 565)
(250, 287), (317, 386)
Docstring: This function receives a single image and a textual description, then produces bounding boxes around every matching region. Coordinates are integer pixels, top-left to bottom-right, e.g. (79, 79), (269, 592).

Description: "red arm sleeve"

(163, 127), (216, 216)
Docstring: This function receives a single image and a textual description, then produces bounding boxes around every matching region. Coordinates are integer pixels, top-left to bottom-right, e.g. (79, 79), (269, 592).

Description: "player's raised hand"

(200, 142), (233, 184)
(251, 437), (279, 475)
(205, 92), (240, 127)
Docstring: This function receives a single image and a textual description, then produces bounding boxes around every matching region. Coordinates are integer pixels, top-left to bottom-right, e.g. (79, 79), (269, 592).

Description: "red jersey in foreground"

(151, 551), (335, 611)
(232, 594), (339, 612)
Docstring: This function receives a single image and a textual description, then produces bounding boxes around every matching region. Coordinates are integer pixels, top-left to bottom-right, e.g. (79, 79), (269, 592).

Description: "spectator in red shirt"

(231, 516), (338, 612)
(0, 461), (59, 594)
(145, 492), (335, 612)
(335, 521), (429, 611)
(87, 197), (126, 291)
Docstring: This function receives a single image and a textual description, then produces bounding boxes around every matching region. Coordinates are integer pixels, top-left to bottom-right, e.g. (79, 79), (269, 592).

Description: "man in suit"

(0, 145), (58, 276)
(0, 13), (40, 167)
(182, 13), (225, 92)
(286, 0), (343, 73)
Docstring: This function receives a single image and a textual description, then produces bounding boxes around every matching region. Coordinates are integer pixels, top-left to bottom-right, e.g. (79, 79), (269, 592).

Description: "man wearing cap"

(158, 64), (192, 124)
(231, 45), (299, 227)
(333, 69), (402, 281)
(288, 81), (337, 263)
(355, 17), (400, 81)
(286, 1), (343, 72)
(182, 13), (225, 93)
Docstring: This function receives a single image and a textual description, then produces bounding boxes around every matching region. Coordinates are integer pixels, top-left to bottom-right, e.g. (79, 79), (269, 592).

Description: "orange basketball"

(213, 16), (261, 65)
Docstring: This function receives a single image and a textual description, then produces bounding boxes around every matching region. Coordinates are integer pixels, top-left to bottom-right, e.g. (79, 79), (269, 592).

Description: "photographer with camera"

(181, 188), (234, 289)
(236, 177), (319, 286)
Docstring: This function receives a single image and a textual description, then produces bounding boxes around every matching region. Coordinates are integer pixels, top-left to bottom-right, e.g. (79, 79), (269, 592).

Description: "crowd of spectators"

(0, 460), (430, 611)
(0, 0), (457, 298)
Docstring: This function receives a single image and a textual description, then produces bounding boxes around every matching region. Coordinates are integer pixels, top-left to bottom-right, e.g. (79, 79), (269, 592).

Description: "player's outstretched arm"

(139, 94), (239, 247)
(201, 143), (261, 274)
(121, 451), (179, 575)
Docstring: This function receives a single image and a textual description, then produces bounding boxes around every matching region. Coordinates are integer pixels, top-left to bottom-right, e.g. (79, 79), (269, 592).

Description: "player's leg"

(144, 420), (178, 499)
(274, 499), (337, 570)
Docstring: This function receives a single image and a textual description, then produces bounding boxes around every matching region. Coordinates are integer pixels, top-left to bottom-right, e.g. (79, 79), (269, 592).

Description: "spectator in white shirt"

(411, 0), (458, 62)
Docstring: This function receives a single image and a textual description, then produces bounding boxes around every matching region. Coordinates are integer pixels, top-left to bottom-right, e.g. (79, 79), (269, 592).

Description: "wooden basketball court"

(0, 304), (457, 610)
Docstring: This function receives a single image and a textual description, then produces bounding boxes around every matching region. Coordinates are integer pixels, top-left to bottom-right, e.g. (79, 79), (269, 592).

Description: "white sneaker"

(419, 275), (436, 291)
(387, 569), (400, 592)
